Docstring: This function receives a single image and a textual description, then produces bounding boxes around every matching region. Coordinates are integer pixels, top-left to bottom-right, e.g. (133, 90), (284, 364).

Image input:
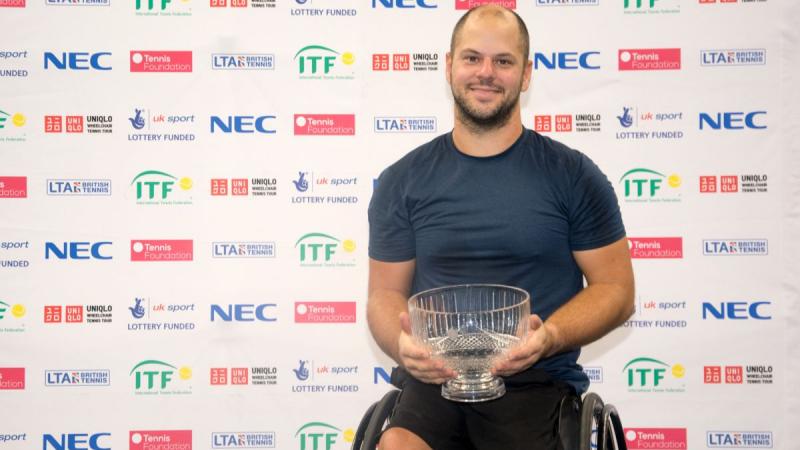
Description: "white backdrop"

(2, 0), (799, 449)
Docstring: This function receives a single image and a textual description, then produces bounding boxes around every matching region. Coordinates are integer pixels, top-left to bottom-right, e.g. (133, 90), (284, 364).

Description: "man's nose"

(476, 57), (494, 79)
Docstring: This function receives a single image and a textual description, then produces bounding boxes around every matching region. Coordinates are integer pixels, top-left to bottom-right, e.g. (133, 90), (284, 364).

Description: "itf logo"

(130, 170), (193, 205)
(295, 423), (354, 450)
(623, 357), (685, 393)
(618, 168), (681, 203)
(295, 233), (356, 267)
(294, 45), (355, 80)
(130, 360), (192, 394)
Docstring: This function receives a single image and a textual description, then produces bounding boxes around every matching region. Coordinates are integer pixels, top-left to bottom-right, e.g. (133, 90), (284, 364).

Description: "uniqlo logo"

(534, 115), (552, 132)
(210, 0), (226, 6)
(44, 305), (62, 323)
(45, 115), (63, 133)
(555, 115), (572, 132)
(393, 54), (410, 71)
(211, 179), (228, 196)
(231, 368), (249, 385)
(66, 305), (83, 323)
(704, 366), (721, 384)
(211, 368), (228, 385)
(66, 116), (84, 133)
(373, 54), (390, 71)
(721, 175), (738, 193)
(700, 176), (717, 193)
(231, 0), (246, 6)
(699, 0), (716, 3)
(232, 179), (248, 196)
(726, 366), (743, 383)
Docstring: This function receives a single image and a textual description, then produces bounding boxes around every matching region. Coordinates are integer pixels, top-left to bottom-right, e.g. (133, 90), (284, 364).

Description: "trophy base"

(441, 375), (505, 403)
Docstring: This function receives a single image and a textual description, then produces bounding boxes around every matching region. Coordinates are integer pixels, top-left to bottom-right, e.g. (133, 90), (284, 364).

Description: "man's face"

(447, 14), (532, 131)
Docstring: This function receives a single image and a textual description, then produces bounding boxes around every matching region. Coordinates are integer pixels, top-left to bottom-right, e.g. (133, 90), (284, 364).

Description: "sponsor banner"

(45, 370), (110, 386)
(0, 176), (27, 198)
(0, 109), (27, 143)
(130, 51), (192, 73)
(0, 51), (29, 78)
(291, 172), (359, 206)
(700, 175), (768, 194)
(534, 113), (601, 133)
(44, 115), (112, 134)
(46, 0), (110, 5)
(210, 367), (277, 386)
(131, 171), (193, 205)
(583, 367), (603, 383)
(615, 106), (684, 140)
(703, 239), (768, 256)
(211, 432), (275, 449)
(289, 0), (353, 16)
(210, 178), (277, 197)
(623, 0), (679, 14)
(296, 233), (357, 267)
(212, 242), (276, 258)
(0, 433), (26, 444)
(619, 48), (681, 71)
(295, 423), (353, 450)
(623, 357), (686, 393)
(295, 302), (356, 323)
(374, 116), (437, 133)
(455, 0), (515, 10)
(128, 297), (196, 332)
(0, 0), (25, 6)
(291, 360), (359, 393)
(619, 168), (682, 203)
(624, 428), (687, 449)
(625, 297), (688, 329)
(0, 241), (30, 269)
(131, 240), (193, 262)
(130, 361), (192, 395)
(372, 53), (439, 72)
(46, 179), (111, 196)
(212, 53), (275, 70)
(128, 109), (196, 142)
(295, 45), (355, 80)
(701, 49), (766, 66)
(704, 365), (773, 385)
(294, 114), (355, 136)
(130, 430), (192, 450)
(707, 431), (773, 448)
(629, 237), (683, 259)
(536, 0), (598, 5)
(44, 305), (112, 324)
(0, 300), (27, 333)
(0, 368), (25, 390)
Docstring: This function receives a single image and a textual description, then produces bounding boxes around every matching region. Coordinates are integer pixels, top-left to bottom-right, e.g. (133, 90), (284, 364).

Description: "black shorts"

(385, 367), (574, 450)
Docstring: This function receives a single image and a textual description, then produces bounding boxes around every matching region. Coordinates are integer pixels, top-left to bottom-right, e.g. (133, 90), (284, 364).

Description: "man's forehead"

(454, 17), (522, 52)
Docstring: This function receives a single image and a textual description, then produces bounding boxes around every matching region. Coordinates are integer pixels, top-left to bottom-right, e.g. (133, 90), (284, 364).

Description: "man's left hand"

(491, 314), (559, 377)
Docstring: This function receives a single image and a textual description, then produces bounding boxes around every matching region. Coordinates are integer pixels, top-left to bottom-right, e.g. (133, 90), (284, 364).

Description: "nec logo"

(533, 51), (600, 70)
(43, 52), (112, 71)
(43, 433), (111, 450)
(699, 111), (767, 130)
(45, 242), (112, 260)
(371, 0), (436, 8)
(210, 115), (276, 134)
(702, 301), (771, 320)
(210, 304), (277, 322)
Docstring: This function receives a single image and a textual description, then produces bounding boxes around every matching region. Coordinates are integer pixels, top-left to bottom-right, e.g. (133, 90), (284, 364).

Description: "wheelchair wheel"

(579, 392), (604, 450)
(352, 389), (401, 450)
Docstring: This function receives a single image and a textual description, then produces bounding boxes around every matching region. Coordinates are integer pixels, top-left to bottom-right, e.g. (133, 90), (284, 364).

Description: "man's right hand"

(398, 312), (456, 384)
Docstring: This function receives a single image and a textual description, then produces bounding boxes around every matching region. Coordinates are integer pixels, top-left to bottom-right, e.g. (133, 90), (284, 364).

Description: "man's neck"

(451, 114), (524, 158)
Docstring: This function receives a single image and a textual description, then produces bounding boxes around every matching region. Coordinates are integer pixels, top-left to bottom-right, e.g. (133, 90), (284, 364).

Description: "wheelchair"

(351, 388), (627, 450)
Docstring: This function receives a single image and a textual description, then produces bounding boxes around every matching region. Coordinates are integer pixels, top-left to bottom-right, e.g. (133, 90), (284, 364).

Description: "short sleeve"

(368, 167), (416, 262)
(568, 154), (626, 251)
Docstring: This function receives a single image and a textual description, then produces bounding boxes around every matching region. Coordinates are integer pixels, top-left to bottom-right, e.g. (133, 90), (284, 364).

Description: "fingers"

(398, 332), (455, 384)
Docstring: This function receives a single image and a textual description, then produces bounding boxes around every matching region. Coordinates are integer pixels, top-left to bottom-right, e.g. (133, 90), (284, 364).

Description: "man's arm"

(493, 237), (635, 375)
(367, 257), (455, 384)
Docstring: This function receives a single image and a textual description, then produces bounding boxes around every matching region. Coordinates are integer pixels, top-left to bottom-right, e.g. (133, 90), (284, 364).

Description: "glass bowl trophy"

(408, 284), (530, 403)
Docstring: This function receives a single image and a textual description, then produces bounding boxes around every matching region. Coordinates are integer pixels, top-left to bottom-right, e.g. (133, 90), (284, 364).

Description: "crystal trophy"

(408, 284), (530, 402)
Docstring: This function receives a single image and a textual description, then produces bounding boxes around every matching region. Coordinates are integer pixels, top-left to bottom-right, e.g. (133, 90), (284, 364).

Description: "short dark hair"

(450, 5), (530, 62)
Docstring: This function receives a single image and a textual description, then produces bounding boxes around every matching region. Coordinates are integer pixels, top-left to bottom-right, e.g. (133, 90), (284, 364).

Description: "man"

(367, 5), (635, 450)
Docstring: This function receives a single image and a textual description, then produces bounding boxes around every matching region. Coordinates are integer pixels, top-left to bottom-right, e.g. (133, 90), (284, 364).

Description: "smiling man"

(367, 5), (635, 450)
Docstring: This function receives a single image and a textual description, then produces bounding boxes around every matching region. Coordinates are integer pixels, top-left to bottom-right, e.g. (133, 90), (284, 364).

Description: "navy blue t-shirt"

(368, 129), (626, 393)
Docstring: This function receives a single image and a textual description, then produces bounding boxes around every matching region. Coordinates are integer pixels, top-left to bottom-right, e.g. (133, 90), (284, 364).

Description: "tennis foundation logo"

(624, 428), (687, 449)
(0, 176), (27, 198)
(628, 238), (683, 259)
(130, 51), (192, 72)
(619, 48), (681, 71)
(295, 302), (356, 323)
(294, 114), (355, 136)
(131, 240), (193, 261)
(456, 0), (515, 10)
(0, 367), (25, 390)
(130, 430), (192, 450)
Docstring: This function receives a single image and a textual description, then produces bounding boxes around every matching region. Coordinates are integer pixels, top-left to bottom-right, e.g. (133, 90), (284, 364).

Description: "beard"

(452, 79), (522, 133)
